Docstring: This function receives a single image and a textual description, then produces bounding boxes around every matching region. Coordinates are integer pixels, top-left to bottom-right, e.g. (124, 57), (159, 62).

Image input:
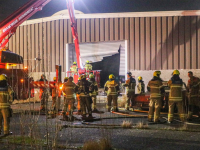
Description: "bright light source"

(6, 63), (9, 69)
(21, 79), (24, 83)
(24, 67), (28, 70)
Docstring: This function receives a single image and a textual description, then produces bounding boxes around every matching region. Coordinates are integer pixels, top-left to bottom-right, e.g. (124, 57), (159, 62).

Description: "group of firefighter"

(0, 68), (200, 136)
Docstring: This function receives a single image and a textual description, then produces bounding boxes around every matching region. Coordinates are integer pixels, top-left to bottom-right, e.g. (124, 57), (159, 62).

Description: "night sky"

(0, 0), (200, 22)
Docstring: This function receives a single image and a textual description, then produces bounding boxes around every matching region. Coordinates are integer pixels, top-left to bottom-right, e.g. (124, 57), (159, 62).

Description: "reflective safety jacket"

(104, 80), (119, 96)
(63, 81), (77, 99)
(147, 79), (163, 98)
(0, 85), (13, 109)
(123, 77), (136, 93)
(187, 76), (199, 98)
(168, 77), (183, 101)
(89, 80), (98, 96)
(70, 65), (78, 73)
(84, 64), (92, 71)
(77, 79), (91, 97)
(137, 81), (145, 94)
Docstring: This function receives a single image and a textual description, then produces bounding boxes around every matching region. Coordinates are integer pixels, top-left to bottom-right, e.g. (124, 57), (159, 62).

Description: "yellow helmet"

(138, 76), (142, 81)
(86, 60), (89, 64)
(73, 62), (77, 65)
(78, 77), (81, 80)
(82, 74), (86, 79)
(153, 71), (161, 77)
(173, 70), (180, 75)
(53, 77), (57, 81)
(109, 74), (115, 80)
(0, 74), (7, 81)
(89, 74), (95, 79)
(64, 77), (69, 80)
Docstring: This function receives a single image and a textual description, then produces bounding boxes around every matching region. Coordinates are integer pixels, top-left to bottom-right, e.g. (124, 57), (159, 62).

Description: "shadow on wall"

(92, 52), (120, 88)
(148, 11), (200, 70)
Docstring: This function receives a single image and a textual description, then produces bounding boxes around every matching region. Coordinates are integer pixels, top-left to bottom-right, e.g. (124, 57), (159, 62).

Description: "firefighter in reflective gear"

(137, 76), (145, 94)
(84, 60), (92, 73)
(76, 76), (82, 114)
(64, 77), (69, 83)
(70, 62), (78, 75)
(77, 74), (92, 119)
(39, 74), (48, 111)
(168, 70), (186, 123)
(62, 76), (77, 121)
(52, 77), (57, 110)
(0, 74), (13, 135)
(89, 74), (98, 111)
(187, 71), (200, 120)
(123, 72), (136, 110)
(104, 74), (120, 112)
(147, 71), (164, 123)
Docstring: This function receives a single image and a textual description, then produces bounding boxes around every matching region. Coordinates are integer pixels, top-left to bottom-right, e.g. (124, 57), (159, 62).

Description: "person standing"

(137, 76), (145, 94)
(147, 71), (164, 123)
(0, 74), (13, 136)
(187, 71), (200, 120)
(123, 72), (136, 110)
(62, 76), (77, 121)
(77, 74), (92, 119)
(104, 74), (119, 112)
(39, 74), (48, 111)
(89, 74), (98, 112)
(168, 70), (186, 123)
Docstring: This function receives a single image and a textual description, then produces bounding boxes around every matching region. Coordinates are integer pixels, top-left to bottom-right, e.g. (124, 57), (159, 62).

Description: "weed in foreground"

(135, 121), (149, 129)
(82, 138), (113, 150)
(121, 120), (132, 129)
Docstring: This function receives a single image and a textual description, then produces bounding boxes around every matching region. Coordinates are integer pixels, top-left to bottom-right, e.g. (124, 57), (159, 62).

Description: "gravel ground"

(0, 100), (200, 150)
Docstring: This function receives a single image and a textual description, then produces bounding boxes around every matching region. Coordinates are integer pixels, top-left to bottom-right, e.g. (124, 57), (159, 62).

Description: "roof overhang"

(21, 10), (200, 26)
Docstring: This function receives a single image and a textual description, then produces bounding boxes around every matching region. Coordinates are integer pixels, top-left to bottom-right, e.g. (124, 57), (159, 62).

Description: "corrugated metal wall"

(8, 15), (200, 72)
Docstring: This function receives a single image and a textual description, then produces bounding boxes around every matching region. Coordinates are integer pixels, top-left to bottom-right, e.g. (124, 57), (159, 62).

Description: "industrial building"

(8, 10), (200, 86)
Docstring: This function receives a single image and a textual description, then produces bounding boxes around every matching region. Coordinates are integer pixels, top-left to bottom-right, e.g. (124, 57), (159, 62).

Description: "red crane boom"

(67, 0), (81, 69)
(0, 0), (51, 50)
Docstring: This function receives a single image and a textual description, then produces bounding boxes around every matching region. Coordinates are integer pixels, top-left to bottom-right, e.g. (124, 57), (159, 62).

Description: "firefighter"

(0, 74), (13, 136)
(104, 74), (120, 112)
(70, 62), (78, 75)
(168, 70), (186, 123)
(62, 76), (77, 121)
(52, 77), (57, 110)
(84, 60), (92, 74)
(89, 74), (99, 112)
(64, 77), (69, 83)
(39, 74), (48, 111)
(147, 71), (164, 123)
(77, 74), (92, 119)
(187, 71), (200, 120)
(76, 76), (82, 114)
(137, 76), (145, 94)
(123, 72), (136, 110)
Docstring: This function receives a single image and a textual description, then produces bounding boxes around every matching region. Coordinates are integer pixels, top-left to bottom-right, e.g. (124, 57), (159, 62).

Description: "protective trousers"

(91, 96), (97, 110)
(40, 90), (48, 110)
(0, 108), (10, 134)
(106, 95), (118, 112)
(63, 97), (74, 116)
(52, 97), (61, 111)
(80, 97), (92, 115)
(188, 97), (199, 119)
(148, 98), (162, 122)
(126, 91), (135, 109)
(168, 101), (185, 122)
(76, 94), (81, 111)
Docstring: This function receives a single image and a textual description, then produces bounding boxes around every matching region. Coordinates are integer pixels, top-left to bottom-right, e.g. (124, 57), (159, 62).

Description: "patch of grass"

(135, 121), (149, 129)
(4, 136), (46, 146)
(82, 138), (113, 150)
(121, 120), (132, 129)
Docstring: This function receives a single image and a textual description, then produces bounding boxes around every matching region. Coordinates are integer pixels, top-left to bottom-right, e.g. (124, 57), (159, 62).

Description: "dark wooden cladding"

(8, 15), (200, 72)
